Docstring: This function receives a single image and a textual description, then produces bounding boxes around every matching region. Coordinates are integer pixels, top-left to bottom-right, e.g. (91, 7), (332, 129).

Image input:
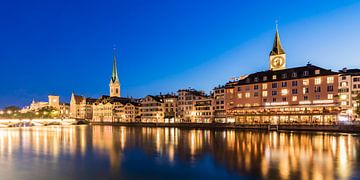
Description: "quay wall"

(90, 122), (360, 133)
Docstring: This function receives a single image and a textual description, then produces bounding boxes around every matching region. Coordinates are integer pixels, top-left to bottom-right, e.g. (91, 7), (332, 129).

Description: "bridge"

(0, 119), (87, 127)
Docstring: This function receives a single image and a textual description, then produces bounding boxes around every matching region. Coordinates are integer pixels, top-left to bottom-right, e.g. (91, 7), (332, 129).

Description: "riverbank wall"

(90, 122), (360, 133)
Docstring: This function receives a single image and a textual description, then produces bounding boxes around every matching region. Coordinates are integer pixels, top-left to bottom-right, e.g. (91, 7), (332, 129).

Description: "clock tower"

(269, 24), (286, 71)
(110, 48), (121, 97)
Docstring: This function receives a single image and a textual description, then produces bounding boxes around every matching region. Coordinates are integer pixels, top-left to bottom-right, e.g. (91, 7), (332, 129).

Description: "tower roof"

(269, 24), (285, 56)
(111, 48), (119, 83)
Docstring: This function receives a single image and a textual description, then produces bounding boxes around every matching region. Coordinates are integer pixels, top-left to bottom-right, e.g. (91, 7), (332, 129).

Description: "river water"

(0, 125), (359, 179)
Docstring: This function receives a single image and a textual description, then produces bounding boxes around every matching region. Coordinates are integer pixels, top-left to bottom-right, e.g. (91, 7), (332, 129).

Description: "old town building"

(177, 89), (206, 122)
(213, 86), (227, 123)
(70, 92), (96, 120)
(192, 96), (214, 123)
(124, 102), (141, 122)
(92, 96), (133, 122)
(339, 68), (360, 120)
(140, 94), (177, 123)
(225, 26), (340, 124)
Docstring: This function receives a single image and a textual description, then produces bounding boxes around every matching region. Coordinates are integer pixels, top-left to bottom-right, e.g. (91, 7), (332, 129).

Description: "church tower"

(269, 23), (286, 71)
(109, 49), (121, 97)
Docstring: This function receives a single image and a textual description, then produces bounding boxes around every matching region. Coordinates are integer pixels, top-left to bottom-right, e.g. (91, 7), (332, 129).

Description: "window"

(282, 97), (287, 101)
(315, 78), (321, 85)
(342, 76), (346, 80)
(281, 82), (287, 87)
(245, 93), (250, 98)
(254, 92), (259, 97)
(292, 72), (297, 78)
(327, 77), (334, 84)
(237, 93), (242, 98)
(281, 74), (287, 79)
(273, 98), (277, 102)
(272, 91), (277, 96)
(246, 78), (250, 83)
(237, 87), (242, 91)
(292, 81), (298, 86)
(303, 87), (309, 94)
(327, 85), (334, 92)
(304, 96), (309, 100)
(246, 86), (250, 91)
(354, 85), (357, 89)
(315, 86), (321, 93)
(254, 85), (259, 90)
(262, 84), (267, 90)
(254, 77), (259, 82)
(292, 96), (298, 101)
(263, 99), (267, 102)
(341, 82), (348, 87)
(328, 94), (333, 100)
(315, 69), (320, 75)
(273, 75), (277, 80)
(354, 78), (360, 82)
(292, 89), (298, 94)
(315, 94), (320, 99)
(281, 89), (288, 95)
(272, 83), (277, 88)
(303, 79), (309, 86)
(263, 76), (268, 81)
(303, 71), (309, 76)
(262, 91), (268, 97)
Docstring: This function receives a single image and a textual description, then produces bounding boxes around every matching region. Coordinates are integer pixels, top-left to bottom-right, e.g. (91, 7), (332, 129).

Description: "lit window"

(341, 82), (348, 87)
(341, 101), (347, 106)
(237, 93), (242, 98)
(273, 75), (277, 80)
(263, 76), (268, 81)
(292, 96), (298, 101)
(262, 91), (268, 97)
(340, 95), (347, 100)
(281, 89), (288, 95)
(262, 84), (267, 90)
(315, 78), (321, 85)
(303, 79), (309, 86)
(327, 77), (334, 84)
(303, 87), (309, 94)
(328, 94), (333, 100)
(245, 93), (250, 98)
(315, 69), (320, 75)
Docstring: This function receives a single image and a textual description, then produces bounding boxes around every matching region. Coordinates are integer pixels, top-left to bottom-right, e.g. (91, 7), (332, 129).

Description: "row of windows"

(238, 77), (334, 92)
(263, 94), (333, 103)
(248, 70), (322, 83)
(237, 86), (334, 98)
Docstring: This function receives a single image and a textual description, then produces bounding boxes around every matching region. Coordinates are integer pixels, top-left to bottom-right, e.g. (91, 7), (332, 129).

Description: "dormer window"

(263, 76), (268, 81)
(281, 74), (287, 79)
(272, 75), (277, 80)
(303, 71), (309, 76)
(246, 78), (250, 83)
(315, 69), (320, 75)
(254, 77), (259, 82)
(292, 72), (297, 78)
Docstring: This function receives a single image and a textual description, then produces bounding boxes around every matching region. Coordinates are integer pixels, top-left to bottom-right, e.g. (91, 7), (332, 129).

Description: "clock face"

(271, 56), (285, 68)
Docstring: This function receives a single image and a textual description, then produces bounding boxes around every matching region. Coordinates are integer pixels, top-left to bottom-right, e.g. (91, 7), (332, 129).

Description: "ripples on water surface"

(0, 126), (359, 180)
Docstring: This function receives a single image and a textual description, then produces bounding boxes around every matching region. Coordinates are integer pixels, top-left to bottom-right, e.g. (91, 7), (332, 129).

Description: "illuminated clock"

(271, 56), (285, 68)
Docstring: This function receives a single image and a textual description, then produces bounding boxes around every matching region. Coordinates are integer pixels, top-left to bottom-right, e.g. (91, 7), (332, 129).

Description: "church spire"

(269, 22), (285, 56)
(111, 48), (119, 83)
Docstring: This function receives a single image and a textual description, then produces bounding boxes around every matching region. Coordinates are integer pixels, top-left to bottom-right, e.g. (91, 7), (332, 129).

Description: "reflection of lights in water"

(338, 136), (350, 179)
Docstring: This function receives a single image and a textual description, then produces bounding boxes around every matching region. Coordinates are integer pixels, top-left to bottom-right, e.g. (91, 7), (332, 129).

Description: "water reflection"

(0, 126), (359, 179)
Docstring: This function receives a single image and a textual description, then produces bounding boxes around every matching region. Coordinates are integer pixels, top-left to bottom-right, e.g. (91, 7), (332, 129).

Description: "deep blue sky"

(1, 0), (360, 108)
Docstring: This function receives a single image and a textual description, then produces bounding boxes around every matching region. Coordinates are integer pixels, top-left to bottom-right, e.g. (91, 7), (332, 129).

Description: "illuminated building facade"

(213, 86), (227, 123)
(339, 68), (360, 119)
(224, 26), (340, 124)
(92, 96), (133, 122)
(192, 96), (214, 123)
(177, 89), (206, 122)
(140, 94), (177, 123)
(70, 92), (96, 119)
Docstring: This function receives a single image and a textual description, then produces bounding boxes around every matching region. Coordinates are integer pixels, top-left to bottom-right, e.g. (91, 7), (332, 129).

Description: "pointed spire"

(111, 48), (119, 83)
(270, 22), (285, 56)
